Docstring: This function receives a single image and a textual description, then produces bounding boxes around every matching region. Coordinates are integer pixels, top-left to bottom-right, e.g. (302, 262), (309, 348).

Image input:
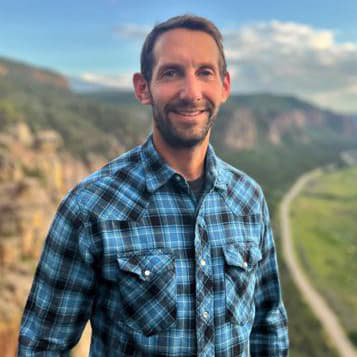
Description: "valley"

(290, 165), (357, 350)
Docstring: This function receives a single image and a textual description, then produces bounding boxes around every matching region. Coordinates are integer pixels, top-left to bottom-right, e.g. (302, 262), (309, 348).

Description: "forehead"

(152, 28), (220, 69)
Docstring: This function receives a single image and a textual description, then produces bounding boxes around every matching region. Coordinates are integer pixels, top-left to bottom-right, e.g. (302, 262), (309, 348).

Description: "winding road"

(280, 169), (356, 357)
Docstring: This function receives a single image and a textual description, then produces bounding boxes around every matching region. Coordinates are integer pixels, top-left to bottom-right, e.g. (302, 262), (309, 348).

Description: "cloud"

(113, 24), (150, 40)
(223, 20), (357, 113)
(81, 72), (133, 89)
(310, 83), (357, 113)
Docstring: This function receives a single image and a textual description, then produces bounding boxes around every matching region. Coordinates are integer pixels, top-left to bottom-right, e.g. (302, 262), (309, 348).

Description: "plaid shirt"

(18, 136), (288, 356)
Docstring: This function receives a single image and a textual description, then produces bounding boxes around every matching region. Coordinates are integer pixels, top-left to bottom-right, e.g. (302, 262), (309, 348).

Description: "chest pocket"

(223, 243), (262, 325)
(116, 250), (176, 336)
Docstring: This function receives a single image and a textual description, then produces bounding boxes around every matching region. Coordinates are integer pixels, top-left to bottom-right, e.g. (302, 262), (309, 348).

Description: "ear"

(133, 73), (152, 105)
(221, 71), (231, 103)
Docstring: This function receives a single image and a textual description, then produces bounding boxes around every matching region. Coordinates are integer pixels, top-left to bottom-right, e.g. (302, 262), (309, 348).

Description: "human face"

(147, 28), (230, 149)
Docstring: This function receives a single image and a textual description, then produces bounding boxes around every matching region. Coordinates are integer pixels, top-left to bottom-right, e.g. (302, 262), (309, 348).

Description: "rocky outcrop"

(0, 122), (94, 356)
(0, 64), (9, 77)
(223, 106), (357, 151)
(267, 109), (357, 145)
(268, 110), (311, 144)
(223, 108), (322, 150)
(224, 109), (257, 150)
(31, 69), (68, 89)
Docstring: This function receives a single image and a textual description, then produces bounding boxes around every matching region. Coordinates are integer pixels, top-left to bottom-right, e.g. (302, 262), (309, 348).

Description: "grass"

(290, 166), (357, 346)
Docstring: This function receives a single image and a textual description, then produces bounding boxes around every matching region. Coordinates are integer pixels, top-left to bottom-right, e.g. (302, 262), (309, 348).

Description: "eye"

(162, 69), (178, 79)
(198, 68), (214, 78)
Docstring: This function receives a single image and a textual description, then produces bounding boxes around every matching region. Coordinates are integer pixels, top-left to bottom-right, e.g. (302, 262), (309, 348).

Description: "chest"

(89, 190), (262, 255)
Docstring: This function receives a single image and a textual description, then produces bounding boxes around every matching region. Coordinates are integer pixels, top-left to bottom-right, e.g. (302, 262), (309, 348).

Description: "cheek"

(153, 96), (168, 111)
(150, 89), (171, 106)
(204, 84), (226, 102)
(151, 82), (182, 101)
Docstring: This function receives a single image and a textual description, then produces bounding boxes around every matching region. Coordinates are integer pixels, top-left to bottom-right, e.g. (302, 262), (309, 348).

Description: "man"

(18, 15), (288, 356)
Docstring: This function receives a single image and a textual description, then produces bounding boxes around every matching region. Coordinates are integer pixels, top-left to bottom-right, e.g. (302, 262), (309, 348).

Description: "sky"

(1, 0), (357, 113)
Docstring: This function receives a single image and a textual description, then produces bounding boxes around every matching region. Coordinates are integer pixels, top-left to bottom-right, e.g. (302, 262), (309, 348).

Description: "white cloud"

(81, 72), (132, 89)
(113, 24), (150, 40)
(310, 83), (357, 113)
(223, 20), (357, 113)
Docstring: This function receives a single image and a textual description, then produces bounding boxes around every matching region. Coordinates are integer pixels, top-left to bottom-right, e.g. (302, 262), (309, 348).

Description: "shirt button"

(200, 259), (206, 267)
(144, 270), (151, 277)
(175, 174), (181, 181)
(243, 261), (248, 269)
(203, 311), (209, 320)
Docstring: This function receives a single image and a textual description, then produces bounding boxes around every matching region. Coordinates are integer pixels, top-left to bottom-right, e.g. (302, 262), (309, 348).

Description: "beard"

(151, 96), (218, 149)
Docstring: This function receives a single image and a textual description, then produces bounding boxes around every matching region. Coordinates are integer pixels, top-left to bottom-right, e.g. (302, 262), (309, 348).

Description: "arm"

(250, 198), (289, 356)
(17, 189), (96, 356)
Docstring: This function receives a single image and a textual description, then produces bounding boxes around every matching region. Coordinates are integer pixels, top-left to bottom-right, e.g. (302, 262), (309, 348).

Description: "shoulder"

(79, 145), (143, 187)
(216, 157), (265, 216)
(63, 144), (148, 221)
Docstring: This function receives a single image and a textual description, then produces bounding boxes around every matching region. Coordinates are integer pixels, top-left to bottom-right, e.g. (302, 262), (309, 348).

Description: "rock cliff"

(224, 109), (257, 150)
(0, 122), (94, 356)
(222, 105), (357, 151)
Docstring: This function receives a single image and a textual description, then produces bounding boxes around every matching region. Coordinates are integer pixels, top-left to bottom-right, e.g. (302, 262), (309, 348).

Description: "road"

(280, 169), (356, 357)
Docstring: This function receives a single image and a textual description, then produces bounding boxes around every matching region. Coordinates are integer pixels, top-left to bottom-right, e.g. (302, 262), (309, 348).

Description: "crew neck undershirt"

(187, 174), (205, 202)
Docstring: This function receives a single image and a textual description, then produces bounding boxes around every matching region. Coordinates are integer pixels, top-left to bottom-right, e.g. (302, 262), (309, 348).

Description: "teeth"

(175, 111), (202, 116)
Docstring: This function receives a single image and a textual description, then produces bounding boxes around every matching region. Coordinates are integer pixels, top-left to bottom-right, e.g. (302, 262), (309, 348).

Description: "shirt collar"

(140, 135), (227, 193)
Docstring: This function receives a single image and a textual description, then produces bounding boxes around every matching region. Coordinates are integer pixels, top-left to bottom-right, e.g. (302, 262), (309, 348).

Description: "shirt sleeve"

(17, 189), (96, 356)
(250, 197), (289, 356)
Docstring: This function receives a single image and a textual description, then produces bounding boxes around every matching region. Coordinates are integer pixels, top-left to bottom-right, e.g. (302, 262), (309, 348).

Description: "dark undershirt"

(188, 174), (205, 202)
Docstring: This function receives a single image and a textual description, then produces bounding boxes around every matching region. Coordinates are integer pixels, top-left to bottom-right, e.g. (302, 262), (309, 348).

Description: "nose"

(179, 72), (202, 102)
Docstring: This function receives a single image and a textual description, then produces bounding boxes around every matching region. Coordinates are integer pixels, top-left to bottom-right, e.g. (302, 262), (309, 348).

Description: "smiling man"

(18, 15), (289, 356)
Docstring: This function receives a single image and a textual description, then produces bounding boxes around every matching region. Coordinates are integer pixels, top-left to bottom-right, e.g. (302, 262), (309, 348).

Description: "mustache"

(165, 99), (214, 113)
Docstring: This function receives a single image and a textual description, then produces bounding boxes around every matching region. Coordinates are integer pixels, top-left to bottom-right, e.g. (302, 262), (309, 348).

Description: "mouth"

(172, 109), (207, 117)
(165, 100), (213, 121)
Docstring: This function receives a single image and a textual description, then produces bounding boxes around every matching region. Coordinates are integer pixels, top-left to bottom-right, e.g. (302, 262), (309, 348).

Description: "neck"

(152, 131), (209, 181)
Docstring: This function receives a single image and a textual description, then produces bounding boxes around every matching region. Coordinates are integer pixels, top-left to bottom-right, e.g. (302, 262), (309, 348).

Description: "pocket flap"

(223, 244), (262, 271)
(117, 251), (174, 280)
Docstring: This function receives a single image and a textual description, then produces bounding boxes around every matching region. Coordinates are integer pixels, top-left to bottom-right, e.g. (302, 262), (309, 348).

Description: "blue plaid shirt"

(18, 136), (288, 356)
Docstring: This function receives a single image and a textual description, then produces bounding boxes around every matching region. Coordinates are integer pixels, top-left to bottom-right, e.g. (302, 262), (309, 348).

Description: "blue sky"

(1, 0), (357, 113)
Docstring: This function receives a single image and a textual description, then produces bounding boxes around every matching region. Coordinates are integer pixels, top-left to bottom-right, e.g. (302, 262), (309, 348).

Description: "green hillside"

(291, 166), (357, 346)
(0, 57), (151, 160)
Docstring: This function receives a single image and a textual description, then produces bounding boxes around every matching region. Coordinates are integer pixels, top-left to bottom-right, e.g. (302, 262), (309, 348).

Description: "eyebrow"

(157, 62), (218, 74)
(198, 63), (217, 70)
(157, 63), (182, 72)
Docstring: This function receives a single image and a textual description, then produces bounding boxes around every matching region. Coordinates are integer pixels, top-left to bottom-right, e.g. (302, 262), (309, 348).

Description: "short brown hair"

(140, 14), (227, 82)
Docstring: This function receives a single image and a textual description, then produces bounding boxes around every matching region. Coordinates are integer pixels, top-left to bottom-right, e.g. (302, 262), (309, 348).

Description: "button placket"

(194, 218), (214, 356)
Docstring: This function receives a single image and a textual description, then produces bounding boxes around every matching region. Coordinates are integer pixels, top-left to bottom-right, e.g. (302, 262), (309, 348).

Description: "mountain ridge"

(0, 56), (69, 91)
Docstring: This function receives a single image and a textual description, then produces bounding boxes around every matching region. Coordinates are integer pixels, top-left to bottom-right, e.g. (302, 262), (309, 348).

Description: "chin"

(163, 130), (209, 149)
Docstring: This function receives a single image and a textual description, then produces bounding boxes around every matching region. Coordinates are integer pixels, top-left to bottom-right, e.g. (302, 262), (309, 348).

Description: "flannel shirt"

(18, 135), (288, 356)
